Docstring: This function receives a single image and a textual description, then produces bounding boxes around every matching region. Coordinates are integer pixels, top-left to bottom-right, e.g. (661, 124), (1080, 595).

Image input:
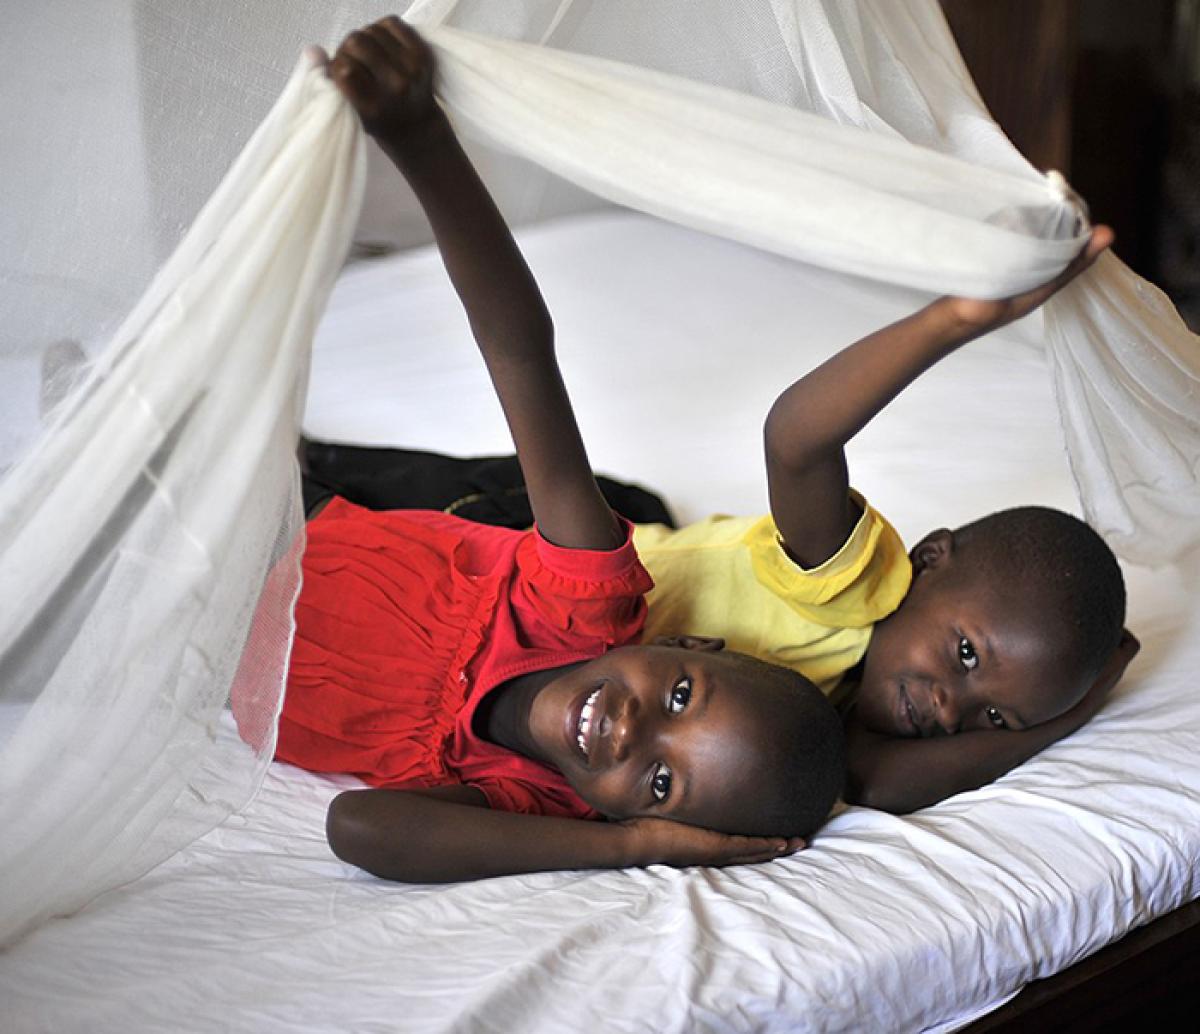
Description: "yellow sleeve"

(744, 491), (912, 629)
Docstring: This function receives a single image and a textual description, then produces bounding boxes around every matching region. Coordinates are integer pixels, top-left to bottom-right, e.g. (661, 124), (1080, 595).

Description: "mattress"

(4, 211), (1198, 1033)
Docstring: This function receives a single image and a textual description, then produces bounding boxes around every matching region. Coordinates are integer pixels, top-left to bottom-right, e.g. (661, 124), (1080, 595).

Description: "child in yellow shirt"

(633, 229), (1137, 813)
(633, 493), (908, 703)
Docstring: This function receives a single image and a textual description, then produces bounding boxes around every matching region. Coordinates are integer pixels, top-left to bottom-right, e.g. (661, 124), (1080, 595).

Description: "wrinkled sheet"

(4, 212), (1197, 1034)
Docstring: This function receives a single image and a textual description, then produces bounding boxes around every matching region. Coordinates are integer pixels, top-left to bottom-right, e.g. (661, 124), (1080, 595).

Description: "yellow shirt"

(633, 493), (912, 703)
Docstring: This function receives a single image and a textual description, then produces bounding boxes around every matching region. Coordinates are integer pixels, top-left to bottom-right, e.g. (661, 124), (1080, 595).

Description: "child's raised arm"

(319, 21), (806, 882)
(330, 18), (621, 551)
(762, 228), (1114, 568)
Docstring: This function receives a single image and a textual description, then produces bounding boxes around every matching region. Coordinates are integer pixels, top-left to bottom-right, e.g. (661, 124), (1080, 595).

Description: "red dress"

(276, 499), (651, 819)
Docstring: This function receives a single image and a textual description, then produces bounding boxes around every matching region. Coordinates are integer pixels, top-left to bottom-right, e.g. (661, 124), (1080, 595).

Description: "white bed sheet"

(4, 211), (1198, 1033)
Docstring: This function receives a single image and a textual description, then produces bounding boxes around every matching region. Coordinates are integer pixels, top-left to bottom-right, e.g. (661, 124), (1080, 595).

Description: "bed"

(3, 211), (1198, 1033)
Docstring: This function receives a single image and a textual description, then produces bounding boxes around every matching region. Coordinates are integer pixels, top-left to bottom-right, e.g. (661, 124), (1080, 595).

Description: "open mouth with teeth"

(576, 687), (601, 758)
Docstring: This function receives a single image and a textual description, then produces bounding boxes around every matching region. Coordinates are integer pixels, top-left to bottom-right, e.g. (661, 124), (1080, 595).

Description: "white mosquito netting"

(1, 0), (1197, 947)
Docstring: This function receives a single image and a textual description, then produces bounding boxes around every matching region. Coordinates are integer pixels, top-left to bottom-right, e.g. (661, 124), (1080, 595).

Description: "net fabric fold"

(402, 0), (1200, 562)
(0, 51), (365, 946)
(1, 0), (1196, 946)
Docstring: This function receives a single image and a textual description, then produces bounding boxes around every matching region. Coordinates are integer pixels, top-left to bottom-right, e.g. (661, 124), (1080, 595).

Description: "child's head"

(854, 506), (1126, 737)
(526, 637), (845, 838)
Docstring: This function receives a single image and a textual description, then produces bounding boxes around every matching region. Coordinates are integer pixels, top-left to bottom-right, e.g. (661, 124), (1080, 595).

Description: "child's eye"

(985, 705), (1008, 729)
(651, 762), (673, 802)
(957, 636), (979, 671)
(668, 676), (692, 714)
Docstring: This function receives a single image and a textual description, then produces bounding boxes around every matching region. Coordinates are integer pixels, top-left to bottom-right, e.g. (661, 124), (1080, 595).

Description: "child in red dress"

(279, 18), (845, 883)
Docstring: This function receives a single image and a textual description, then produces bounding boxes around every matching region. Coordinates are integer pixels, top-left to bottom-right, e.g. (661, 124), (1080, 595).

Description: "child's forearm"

(378, 115), (554, 361)
(843, 705), (1090, 814)
(765, 299), (976, 471)
(328, 788), (637, 882)
(764, 232), (1110, 566)
(845, 627), (1138, 813)
(765, 224), (1112, 473)
(327, 788), (801, 882)
(376, 111), (621, 550)
(764, 299), (976, 564)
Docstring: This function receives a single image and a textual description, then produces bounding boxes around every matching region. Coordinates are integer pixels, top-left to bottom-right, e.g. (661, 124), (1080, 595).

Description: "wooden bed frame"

(966, 898), (1200, 1030)
(941, 2), (1200, 1024)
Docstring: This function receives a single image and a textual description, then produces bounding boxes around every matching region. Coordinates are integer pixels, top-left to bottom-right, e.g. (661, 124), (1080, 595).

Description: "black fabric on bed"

(301, 439), (676, 529)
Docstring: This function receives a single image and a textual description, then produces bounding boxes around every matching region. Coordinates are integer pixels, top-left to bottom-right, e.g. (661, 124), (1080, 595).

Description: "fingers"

(335, 17), (431, 78)
(1085, 224), (1115, 261)
(712, 835), (806, 867)
(1014, 224), (1113, 314)
(1106, 628), (1140, 677)
(329, 43), (375, 101)
(338, 29), (392, 81)
(362, 20), (415, 72)
(1086, 628), (1141, 698)
(624, 816), (809, 869)
(330, 17), (435, 116)
(1058, 224), (1114, 285)
(1119, 628), (1141, 655)
(379, 15), (435, 65)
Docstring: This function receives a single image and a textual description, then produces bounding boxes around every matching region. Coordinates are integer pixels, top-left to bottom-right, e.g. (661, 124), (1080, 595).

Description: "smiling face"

(853, 530), (1087, 738)
(524, 640), (840, 834)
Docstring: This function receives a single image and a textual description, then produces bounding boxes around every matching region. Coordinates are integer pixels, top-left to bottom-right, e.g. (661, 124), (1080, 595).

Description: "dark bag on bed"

(301, 439), (676, 530)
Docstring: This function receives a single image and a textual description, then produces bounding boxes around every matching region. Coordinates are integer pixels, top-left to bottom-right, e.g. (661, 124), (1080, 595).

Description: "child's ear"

(911, 529), (954, 573)
(652, 634), (726, 653)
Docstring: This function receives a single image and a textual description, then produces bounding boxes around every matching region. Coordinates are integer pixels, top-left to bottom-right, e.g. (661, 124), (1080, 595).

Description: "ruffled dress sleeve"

(510, 517), (653, 654)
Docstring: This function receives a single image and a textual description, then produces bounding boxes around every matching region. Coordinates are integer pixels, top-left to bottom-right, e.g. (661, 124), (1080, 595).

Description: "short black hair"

(954, 506), (1125, 681)
(720, 652), (846, 838)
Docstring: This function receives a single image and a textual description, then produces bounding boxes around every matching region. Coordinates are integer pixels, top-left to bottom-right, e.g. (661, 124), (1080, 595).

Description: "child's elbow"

(842, 771), (916, 815)
(763, 400), (821, 473)
(326, 790), (381, 870)
(842, 779), (883, 812)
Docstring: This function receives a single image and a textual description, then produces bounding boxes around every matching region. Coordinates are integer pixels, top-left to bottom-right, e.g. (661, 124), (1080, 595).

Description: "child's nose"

(930, 683), (962, 735)
(610, 696), (642, 762)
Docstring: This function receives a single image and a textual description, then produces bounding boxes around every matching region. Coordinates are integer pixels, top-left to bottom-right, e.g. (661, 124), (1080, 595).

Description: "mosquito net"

(2, 0), (1197, 946)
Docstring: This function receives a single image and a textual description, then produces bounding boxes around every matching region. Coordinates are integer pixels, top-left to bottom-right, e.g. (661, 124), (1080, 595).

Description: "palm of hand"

(944, 225), (1114, 334)
(944, 294), (1025, 331)
(622, 815), (802, 868)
